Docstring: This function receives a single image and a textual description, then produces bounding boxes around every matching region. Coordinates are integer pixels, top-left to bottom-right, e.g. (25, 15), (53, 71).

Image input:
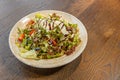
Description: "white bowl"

(9, 10), (88, 68)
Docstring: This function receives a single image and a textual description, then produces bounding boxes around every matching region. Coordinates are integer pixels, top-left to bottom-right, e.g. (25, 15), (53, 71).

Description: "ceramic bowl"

(9, 10), (88, 68)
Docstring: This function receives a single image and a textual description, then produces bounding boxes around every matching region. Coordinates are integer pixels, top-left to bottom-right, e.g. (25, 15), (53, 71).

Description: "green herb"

(16, 13), (81, 59)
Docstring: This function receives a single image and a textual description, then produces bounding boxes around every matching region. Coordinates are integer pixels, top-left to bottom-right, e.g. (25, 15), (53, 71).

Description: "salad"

(16, 13), (81, 59)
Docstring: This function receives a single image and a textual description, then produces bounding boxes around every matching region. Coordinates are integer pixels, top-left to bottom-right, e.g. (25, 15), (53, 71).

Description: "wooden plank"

(0, 0), (120, 80)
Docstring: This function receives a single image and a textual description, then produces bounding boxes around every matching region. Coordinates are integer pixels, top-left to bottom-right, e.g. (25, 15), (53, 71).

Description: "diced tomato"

(52, 40), (57, 46)
(27, 20), (35, 26)
(49, 39), (57, 46)
(29, 29), (35, 35)
(18, 34), (25, 41)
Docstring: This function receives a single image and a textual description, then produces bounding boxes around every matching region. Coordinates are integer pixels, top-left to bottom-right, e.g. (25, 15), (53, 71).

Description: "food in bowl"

(15, 13), (81, 59)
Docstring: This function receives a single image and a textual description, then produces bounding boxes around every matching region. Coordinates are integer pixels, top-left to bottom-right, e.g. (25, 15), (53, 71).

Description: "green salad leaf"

(16, 13), (81, 59)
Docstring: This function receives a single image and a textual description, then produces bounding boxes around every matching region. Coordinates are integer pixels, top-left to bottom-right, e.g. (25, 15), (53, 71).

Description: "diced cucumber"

(20, 48), (28, 53)
(47, 55), (52, 59)
(35, 13), (43, 19)
(20, 50), (37, 59)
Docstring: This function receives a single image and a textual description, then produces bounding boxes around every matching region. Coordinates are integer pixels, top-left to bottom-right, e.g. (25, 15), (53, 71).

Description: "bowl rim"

(9, 10), (88, 68)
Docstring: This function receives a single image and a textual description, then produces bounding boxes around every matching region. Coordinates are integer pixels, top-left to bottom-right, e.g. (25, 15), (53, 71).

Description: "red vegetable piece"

(29, 29), (35, 35)
(49, 39), (57, 46)
(18, 34), (25, 41)
(52, 40), (57, 46)
(27, 20), (35, 26)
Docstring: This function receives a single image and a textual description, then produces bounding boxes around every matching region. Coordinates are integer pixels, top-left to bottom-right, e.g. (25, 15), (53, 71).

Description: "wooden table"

(0, 0), (120, 80)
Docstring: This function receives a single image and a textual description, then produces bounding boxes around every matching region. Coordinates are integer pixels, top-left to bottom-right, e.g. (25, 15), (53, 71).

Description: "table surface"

(0, 0), (120, 80)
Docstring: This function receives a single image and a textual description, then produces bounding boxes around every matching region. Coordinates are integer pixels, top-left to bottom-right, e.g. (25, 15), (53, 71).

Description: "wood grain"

(0, 0), (120, 80)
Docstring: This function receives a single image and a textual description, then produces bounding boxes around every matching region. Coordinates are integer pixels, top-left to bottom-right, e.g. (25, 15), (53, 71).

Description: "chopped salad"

(16, 13), (81, 59)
